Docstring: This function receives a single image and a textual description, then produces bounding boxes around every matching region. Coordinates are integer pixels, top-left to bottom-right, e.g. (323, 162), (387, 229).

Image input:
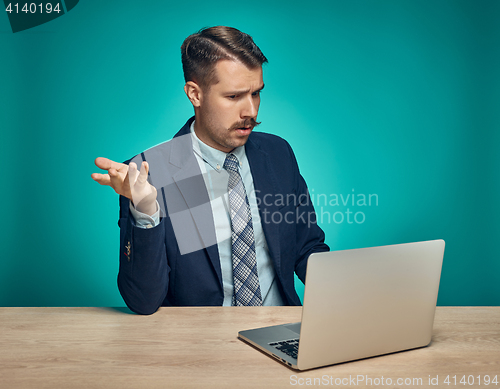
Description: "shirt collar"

(190, 120), (245, 172)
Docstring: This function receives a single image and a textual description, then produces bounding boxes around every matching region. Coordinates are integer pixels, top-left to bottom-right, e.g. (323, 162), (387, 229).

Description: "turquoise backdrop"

(1, 0), (498, 307)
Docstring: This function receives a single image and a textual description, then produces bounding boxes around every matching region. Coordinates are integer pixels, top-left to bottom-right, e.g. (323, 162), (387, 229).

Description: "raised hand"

(92, 157), (157, 216)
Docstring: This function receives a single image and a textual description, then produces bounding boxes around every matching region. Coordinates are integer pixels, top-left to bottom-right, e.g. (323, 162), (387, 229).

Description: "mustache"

(229, 118), (261, 131)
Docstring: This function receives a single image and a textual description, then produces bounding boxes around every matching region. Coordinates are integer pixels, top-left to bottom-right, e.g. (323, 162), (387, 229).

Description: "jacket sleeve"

(286, 142), (330, 282)
(117, 194), (170, 315)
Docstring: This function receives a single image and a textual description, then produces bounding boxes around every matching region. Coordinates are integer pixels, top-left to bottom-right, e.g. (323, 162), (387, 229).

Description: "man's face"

(194, 60), (264, 153)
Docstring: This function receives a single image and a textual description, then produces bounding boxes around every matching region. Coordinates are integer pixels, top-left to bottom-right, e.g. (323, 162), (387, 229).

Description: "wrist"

(134, 199), (157, 216)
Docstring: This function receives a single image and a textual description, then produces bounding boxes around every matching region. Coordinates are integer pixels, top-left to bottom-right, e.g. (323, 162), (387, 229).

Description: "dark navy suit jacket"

(117, 117), (329, 314)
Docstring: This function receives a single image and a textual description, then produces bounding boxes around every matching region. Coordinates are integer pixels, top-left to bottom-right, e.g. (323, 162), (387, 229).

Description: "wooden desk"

(1, 307), (499, 388)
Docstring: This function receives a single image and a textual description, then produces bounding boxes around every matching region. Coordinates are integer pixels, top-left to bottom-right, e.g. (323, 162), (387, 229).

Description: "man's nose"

(241, 95), (258, 118)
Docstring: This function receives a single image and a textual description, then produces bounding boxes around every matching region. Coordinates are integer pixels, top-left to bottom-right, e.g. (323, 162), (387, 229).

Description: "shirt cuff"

(129, 200), (160, 228)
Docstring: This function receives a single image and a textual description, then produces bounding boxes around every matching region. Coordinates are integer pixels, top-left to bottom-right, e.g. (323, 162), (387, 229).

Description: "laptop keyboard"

(269, 338), (299, 359)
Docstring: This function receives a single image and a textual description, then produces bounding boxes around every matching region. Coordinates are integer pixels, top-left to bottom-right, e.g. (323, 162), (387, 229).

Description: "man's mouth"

(235, 126), (253, 135)
(230, 118), (260, 135)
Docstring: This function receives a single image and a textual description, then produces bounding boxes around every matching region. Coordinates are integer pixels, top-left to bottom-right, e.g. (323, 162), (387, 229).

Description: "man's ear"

(184, 81), (202, 108)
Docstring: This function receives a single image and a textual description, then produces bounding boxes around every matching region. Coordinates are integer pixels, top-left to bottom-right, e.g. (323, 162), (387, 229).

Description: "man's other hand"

(92, 157), (158, 216)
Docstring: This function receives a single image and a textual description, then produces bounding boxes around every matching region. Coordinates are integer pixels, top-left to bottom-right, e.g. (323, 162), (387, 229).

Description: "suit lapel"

(169, 118), (222, 286)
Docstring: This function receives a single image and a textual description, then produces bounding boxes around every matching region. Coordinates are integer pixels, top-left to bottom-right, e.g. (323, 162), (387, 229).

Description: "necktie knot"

(224, 153), (239, 173)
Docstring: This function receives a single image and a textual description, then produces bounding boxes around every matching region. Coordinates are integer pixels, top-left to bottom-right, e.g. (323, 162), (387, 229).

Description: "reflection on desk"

(1, 307), (499, 388)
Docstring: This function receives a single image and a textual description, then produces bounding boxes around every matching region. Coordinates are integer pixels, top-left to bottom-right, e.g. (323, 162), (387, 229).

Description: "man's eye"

(228, 95), (237, 99)
(252, 91), (261, 96)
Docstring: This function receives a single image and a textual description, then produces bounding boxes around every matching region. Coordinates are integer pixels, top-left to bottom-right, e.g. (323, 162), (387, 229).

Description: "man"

(92, 26), (329, 314)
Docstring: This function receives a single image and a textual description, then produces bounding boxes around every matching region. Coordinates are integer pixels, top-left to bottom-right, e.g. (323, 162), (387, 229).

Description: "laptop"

(238, 239), (445, 370)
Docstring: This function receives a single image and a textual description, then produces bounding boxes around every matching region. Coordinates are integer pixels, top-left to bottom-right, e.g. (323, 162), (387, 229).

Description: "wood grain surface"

(0, 307), (499, 388)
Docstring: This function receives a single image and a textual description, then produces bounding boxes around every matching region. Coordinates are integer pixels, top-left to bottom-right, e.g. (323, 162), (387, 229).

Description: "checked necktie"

(224, 153), (263, 306)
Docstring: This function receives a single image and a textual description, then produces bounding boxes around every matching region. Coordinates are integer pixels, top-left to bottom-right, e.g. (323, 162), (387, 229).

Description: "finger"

(91, 172), (111, 185)
(108, 168), (125, 191)
(136, 162), (149, 185)
(95, 157), (125, 172)
(128, 162), (138, 186)
(126, 163), (138, 198)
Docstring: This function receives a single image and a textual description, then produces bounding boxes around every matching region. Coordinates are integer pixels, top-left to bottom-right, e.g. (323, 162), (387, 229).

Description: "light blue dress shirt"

(130, 122), (283, 306)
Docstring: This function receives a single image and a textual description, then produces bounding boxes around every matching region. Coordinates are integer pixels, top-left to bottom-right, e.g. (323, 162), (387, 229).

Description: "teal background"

(0, 1), (498, 307)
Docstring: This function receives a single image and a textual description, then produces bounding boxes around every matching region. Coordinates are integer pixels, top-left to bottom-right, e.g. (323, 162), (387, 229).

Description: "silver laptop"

(238, 239), (445, 370)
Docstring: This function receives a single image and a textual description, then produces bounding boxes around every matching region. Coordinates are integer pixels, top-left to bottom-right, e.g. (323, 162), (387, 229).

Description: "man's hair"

(181, 26), (268, 90)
